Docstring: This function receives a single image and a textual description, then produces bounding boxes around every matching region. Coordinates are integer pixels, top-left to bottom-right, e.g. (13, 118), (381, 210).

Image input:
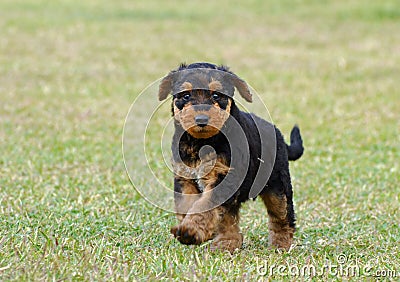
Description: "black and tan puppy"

(158, 62), (304, 253)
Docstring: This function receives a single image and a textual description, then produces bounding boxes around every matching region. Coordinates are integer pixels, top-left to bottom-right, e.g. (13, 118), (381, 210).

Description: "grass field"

(1, 0), (399, 280)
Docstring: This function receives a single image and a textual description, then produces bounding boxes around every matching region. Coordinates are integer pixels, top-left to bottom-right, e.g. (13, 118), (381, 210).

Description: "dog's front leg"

(171, 156), (230, 245)
(171, 186), (226, 245)
(173, 177), (201, 223)
(211, 209), (243, 253)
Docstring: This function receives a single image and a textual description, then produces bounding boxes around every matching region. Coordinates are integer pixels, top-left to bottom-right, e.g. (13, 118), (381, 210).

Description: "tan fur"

(208, 79), (223, 92)
(173, 101), (231, 139)
(180, 81), (193, 92)
(211, 212), (243, 253)
(171, 204), (226, 245)
(172, 152), (220, 180)
(260, 193), (294, 250)
(171, 157), (231, 246)
(158, 75), (172, 101)
(174, 178), (201, 222)
(173, 156), (229, 207)
(232, 76), (252, 102)
(197, 158), (230, 188)
(225, 99), (232, 113)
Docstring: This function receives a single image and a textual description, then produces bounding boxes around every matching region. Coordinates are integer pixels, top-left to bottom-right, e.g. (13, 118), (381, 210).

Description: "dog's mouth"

(187, 124), (220, 139)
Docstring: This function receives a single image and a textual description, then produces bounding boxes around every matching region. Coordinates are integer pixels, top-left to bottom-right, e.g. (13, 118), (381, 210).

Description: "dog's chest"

(172, 151), (229, 192)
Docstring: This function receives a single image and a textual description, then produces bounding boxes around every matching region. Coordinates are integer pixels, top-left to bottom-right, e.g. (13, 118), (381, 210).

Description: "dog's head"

(158, 63), (252, 139)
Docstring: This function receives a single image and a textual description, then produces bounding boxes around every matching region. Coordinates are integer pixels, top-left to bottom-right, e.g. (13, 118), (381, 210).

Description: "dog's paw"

(170, 224), (204, 245)
(210, 233), (243, 253)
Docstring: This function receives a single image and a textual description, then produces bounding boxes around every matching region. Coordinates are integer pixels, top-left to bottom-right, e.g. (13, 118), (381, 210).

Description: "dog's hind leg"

(260, 191), (295, 250)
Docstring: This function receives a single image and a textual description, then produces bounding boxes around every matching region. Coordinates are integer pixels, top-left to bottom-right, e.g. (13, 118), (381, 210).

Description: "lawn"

(0, 0), (399, 280)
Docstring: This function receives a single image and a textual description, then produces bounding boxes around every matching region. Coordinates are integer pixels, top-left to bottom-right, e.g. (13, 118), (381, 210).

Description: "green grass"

(1, 0), (399, 280)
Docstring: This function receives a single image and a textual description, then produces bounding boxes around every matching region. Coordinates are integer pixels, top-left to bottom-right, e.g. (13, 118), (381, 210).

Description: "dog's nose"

(195, 114), (209, 127)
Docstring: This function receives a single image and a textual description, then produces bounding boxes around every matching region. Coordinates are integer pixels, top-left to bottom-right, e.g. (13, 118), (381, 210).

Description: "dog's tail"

(287, 125), (304, 161)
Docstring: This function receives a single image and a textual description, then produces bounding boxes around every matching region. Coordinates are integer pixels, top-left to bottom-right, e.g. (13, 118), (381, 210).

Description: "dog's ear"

(232, 76), (252, 102)
(158, 74), (173, 101)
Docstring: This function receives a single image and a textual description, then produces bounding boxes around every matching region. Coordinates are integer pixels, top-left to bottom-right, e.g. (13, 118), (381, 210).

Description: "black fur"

(287, 125), (304, 161)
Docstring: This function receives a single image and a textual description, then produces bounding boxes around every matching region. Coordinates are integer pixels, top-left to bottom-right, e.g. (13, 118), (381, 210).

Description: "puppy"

(158, 62), (304, 253)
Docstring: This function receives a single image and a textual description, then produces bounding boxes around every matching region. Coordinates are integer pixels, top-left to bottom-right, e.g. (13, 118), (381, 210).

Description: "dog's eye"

(212, 93), (220, 100)
(182, 93), (191, 101)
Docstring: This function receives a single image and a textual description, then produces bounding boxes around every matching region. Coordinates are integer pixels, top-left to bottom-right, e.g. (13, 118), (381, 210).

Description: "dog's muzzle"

(195, 114), (209, 127)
